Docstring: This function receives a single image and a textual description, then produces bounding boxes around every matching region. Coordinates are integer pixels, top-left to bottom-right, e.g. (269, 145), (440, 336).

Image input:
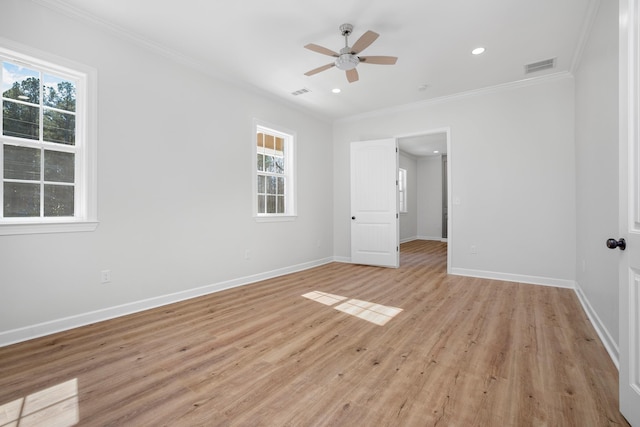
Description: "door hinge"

(396, 213), (399, 219)
(397, 246), (399, 252)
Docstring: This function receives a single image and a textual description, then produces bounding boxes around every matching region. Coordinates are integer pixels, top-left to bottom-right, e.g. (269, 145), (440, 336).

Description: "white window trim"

(252, 119), (297, 222)
(0, 38), (98, 235)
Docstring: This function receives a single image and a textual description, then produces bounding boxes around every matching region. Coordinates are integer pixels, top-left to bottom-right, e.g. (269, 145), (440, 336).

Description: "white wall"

(399, 152), (417, 241)
(417, 156), (443, 240)
(574, 0), (619, 357)
(0, 1), (333, 343)
(333, 77), (576, 285)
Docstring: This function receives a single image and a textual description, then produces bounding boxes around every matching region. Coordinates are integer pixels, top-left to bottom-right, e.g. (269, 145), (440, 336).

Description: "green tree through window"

(2, 60), (77, 218)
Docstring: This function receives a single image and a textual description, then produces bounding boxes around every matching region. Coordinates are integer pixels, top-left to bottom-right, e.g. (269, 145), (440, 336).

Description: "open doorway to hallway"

(398, 131), (449, 267)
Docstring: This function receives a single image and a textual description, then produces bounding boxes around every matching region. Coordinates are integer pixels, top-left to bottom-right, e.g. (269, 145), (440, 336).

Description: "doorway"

(397, 130), (451, 270)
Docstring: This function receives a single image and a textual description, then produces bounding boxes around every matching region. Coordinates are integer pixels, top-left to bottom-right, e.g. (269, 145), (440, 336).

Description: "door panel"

(619, 0), (640, 423)
(350, 139), (399, 267)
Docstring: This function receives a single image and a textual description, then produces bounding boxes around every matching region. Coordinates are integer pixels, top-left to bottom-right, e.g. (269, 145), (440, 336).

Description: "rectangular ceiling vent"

(525, 58), (556, 74)
(291, 88), (311, 96)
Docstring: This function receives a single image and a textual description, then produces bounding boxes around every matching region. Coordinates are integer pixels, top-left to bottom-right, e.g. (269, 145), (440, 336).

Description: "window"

(253, 121), (296, 220)
(0, 40), (97, 235)
(399, 168), (407, 213)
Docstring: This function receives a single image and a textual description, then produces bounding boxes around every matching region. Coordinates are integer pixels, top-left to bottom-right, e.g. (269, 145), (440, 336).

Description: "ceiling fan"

(304, 23), (398, 83)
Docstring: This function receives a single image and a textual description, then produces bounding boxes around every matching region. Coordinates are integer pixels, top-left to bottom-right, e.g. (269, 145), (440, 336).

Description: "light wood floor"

(0, 241), (629, 426)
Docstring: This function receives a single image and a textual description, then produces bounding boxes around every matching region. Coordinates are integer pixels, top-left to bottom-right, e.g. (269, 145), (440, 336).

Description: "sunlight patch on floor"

(302, 291), (402, 326)
(301, 291), (348, 306)
(0, 378), (79, 426)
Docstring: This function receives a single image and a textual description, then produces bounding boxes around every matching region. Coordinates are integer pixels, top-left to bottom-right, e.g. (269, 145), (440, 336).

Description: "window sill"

(0, 220), (99, 236)
(254, 215), (297, 223)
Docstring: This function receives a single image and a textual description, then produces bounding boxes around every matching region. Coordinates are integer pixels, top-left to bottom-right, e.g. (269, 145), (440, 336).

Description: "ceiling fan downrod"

(336, 23), (359, 71)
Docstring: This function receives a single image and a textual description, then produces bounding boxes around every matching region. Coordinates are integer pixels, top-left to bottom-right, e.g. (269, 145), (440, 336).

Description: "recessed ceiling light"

(472, 47), (486, 55)
(332, 88), (341, 94)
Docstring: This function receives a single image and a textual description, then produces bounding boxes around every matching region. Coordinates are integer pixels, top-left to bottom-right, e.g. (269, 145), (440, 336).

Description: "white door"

(619, 0), (640, 424)
(350, 139), (399, 268)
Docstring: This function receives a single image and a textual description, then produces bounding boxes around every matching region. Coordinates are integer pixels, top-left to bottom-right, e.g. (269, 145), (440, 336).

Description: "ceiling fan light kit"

(304, 23), (398, 83)
(335, 48), (360, 71)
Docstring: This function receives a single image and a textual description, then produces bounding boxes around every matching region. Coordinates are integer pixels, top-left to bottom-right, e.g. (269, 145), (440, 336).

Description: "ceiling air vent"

(524, 58), (556, 74)
(291, 88), (311, 96)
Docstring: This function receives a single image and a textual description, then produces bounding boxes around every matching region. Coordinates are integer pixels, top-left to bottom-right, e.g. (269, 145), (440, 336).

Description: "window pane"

(264, 134), (274, 151)
(43, 109), (75, 145)
(257, 175), (265, 193)
(256, 132), (264, 149)
(257, 153), (264, 172)
(276, 195), (284, 213)
(277, 177), (284, 195)
(275, 156), (284, 173)
(4, 182), (40, 217)
(266, 195), (276, 213)
(257, 194), (265, 213)
(4, 145), (41, 180)
(3, 100), (39, 140)
(267, 176), (277, 194)
(265, 155), (275, 173)
(2, 62), (39, 103)
(44, 150), (74, 183)
(43, 74), (76, 112)
(44, 184), (74, 216)
(275, 137), (284, 153)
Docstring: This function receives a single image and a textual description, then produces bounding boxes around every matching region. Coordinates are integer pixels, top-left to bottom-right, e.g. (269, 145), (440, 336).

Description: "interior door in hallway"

(619, 0), (640, 424)
(350, 139), (399, 268)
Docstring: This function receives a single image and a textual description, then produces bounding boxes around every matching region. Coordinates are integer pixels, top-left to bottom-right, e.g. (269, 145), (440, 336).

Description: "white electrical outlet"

(470, 245), (477, 255)
(100, 270), (111, 283)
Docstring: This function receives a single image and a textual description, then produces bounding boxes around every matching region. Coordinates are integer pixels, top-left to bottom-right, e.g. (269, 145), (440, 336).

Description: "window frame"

(252, 119), (297, 222)
(0, 38), (97, 235)
(399, 167), (407, 213)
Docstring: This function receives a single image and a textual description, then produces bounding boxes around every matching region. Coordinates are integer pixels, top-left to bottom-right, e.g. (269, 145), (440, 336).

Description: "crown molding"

(31, 0), (238, 81)
(336, 71), (574, 124)
(30, 0), (334, 124)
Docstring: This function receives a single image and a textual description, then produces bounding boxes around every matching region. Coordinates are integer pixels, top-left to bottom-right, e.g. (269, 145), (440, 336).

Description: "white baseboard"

(573, 282), (619, 369)
(449, 267), (576, 289)
(417, 235), (446, 242)
(400, 236), (446, 243)
(0, 257), (335, 348)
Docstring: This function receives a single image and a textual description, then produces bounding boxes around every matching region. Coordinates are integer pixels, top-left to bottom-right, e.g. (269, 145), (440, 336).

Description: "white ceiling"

(39, 0), (595, 121)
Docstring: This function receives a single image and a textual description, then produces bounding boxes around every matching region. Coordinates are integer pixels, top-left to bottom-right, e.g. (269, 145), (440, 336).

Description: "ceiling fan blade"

(304, 43), (339, 57)
(359, 56), (398, 65)
(346, 68), (359, 83)
(305, 63), (335, 76)
(351, 30), (379, 54)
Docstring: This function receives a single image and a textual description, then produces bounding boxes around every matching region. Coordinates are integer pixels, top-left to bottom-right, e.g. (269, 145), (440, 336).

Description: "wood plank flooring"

(0, 240), (629, 426)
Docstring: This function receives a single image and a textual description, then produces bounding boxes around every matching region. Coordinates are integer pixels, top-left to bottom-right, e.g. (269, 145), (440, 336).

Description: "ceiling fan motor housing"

(335, 47), (360, 70)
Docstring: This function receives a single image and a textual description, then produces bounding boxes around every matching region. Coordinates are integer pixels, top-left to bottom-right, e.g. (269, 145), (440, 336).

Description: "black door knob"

(351, 216), (356, 220)
(606, 238), (626, 250)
